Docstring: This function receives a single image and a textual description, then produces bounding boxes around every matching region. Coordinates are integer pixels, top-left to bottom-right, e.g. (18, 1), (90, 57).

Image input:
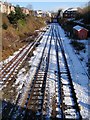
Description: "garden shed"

(73, 25), (88, 39)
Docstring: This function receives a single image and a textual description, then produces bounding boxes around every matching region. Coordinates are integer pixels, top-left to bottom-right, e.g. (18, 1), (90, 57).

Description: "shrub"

(70, 40), (85, 51)
(2, 23), (8, 30)
(8, 11), (16, 24)
(8, 5), (26, 27)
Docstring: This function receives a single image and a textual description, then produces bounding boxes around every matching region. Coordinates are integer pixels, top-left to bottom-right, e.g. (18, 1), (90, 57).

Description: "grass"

(18, 19), (26, 27)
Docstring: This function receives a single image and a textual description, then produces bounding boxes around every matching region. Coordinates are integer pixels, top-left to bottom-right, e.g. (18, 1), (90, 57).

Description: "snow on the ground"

(0, 46), (25, 67)
(16, 27), (51, 106)
(57, 24), (90, 119)
(76, 39), (88, 74)
(68, 39), (88, 76)
(47, 36), (57, 116)
(1, 23), (89, 119)
(0, 27), (47, 102)
(0, 27), (47, 68)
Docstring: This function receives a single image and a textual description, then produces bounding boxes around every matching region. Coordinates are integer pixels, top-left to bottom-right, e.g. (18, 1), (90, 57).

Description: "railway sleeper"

(34, 76), (44, 79)
(37, 71), (46, 74)
(62, 83), (72, 86)
(31, 96), (43, 100)
(34, 82), (43, 86)
(28, 105), (42, 112)
(34, 85), (43, 88)
(29, 101), (42, 106)
(64, 105), (77, 110)
(33, 88), (41, 92)
(32, 92), (43, 96)
(36, 79), (43, 84)
(60, 72), (68, 74)
(36, 79), (44, 81)
(34, 74), (44, 82)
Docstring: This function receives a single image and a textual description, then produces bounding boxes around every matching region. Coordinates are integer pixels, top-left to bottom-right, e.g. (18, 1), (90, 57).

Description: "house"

(57, 9), (64, 18)
(0, 1), (3, 13)
(51, 12), (57, 18)
(0, 1), (34, 16)
(6, 3), (12, 14)
(34, 10), (52, 18)
(29, 10), (33, 16)
(2, 2), (11, 14)
(46, 11), (52, 17)
(21, 7), (30, 15)
(1, 2), (7, 13)
(0, 1), (15, 14)
(63, 8), (77, 18)
(10, 5), (15, 13)
(36, 10), (43, 17)
(73, 25), (88, 39)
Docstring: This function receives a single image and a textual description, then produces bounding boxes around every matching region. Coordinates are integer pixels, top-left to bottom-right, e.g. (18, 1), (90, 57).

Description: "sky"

(10, 2), (87, 11)
(2, 0), (89, 11)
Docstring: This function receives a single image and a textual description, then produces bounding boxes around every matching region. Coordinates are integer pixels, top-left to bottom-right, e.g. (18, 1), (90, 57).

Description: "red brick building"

(73, 25), (88, 39)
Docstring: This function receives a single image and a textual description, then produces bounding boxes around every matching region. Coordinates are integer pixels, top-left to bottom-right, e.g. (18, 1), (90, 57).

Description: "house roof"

(73, 25), (88, 31)
(67, 8), (78, 11)
(64, 8), (78, 13)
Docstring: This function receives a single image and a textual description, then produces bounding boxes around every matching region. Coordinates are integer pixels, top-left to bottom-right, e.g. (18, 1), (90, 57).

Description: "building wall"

(3, 4), (7, 13)
(36, 10), (43, 17)
(0, 2), (29, 15)
(63, 10), (77, 18)
(74, 29), (88, 39)
(78, 29), (88, 39)
(7, 5), (11, 14)
(0, 1), (3, 13)
(0, 2), (15, 14)
(22, 7), (34, 15)
(29, 10), (33, 16)
(11, 6), (15, 12)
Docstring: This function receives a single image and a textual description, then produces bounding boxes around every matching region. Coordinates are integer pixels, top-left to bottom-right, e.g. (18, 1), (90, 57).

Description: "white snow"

(73, 25), (88, 31)
(57, 24), (90, 119)
(1, 23), (89, 119)
(16, 27), (51, 106)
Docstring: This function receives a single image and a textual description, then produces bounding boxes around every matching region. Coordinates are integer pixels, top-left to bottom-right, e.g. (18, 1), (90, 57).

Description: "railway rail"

(1, 25), (52, 120)
(5, 25), (53, 120)
(52, 24), (82, 119)
(0, 29), (46, 88)
(1, 23), (82, 120)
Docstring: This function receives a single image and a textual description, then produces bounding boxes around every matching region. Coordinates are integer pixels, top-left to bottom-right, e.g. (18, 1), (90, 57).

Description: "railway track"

(1, 23), (82, 120)
(7, 25), (52, 120)
(52, 24), (82, 119)
(22, 25), (52, 120)
(0, 31), (43, 75)
(0, 29), (45, 88)
(1, 25), (52, 120)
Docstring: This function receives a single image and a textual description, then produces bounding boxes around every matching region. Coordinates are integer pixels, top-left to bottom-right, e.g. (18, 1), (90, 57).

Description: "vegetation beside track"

(1, 5), (48, 60)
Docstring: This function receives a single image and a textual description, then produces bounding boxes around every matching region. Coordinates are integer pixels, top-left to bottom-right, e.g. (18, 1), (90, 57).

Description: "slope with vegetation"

(2, 5), (47, 60)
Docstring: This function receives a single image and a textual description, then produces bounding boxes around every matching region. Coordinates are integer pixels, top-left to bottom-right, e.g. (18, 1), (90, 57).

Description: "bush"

(18, 19), (26, 27)
(8, 11), (16, 24)
(70, 40), (85, 51)
(2, 23), (8, 30)
(8, 5), (26, 27)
